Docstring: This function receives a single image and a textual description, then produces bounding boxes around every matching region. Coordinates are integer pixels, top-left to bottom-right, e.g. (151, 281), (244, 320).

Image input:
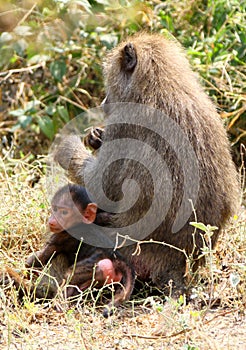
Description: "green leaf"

(11, 115), (32, 131)
(207, 225), (219, 231)
(178, 294), (184, 305)
(18, 115), (33, 128)
(0, 47), (15, 69)
(13, 39), (28, 56)
(28, 54), (51, 65)
(159, 12), (174, 32)
(100, 34), (118, 49)
(9, 109), (25, 117)
(155, 304), (164, 312)
(190, 222), (208, 232)
(50, 60), (67, 82)
(37, 116), (55, 140)
(25, 100), (41, 113)
(57, 106), (70, 123)
(46, 105), (56, 116)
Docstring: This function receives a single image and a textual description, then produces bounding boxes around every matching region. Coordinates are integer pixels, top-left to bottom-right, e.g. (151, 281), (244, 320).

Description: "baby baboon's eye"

(61, 209), (69, 216)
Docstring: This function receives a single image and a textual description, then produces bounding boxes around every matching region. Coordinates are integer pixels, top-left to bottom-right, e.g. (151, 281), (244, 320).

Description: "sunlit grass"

(0, 157), (245, 349)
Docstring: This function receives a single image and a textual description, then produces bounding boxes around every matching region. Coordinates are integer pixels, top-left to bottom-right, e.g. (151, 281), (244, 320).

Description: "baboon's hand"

(0, 269), (13, 287)
(84, 127), (104, 152)
(26, 253), (36, 267)
(26, 251), (43, 267)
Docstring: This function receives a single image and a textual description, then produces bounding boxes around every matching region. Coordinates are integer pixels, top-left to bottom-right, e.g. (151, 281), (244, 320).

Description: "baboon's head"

(102, 32), (195, 109)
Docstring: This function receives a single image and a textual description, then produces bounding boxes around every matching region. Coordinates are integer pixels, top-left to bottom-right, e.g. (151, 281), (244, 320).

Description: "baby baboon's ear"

(121, 43), (137, 72)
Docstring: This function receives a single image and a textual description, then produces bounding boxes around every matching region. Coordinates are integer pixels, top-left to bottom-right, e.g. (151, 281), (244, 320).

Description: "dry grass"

(0, 157), (245, 350)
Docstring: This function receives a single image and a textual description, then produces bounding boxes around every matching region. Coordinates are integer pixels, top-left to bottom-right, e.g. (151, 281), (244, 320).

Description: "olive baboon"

(25, 184), (135, 316)
(54, 33), (239, 292)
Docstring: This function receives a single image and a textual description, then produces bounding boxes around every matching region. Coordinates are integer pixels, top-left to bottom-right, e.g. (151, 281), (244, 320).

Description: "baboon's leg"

(35, 254), (70, 299)
(0, 266), (29, 298)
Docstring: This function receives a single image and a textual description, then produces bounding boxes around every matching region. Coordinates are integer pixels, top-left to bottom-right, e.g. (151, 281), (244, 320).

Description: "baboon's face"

(48, 194), (97, 233)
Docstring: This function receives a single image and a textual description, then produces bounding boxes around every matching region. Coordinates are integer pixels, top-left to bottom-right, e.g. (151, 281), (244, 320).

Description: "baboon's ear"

(122, 43), (137, 72)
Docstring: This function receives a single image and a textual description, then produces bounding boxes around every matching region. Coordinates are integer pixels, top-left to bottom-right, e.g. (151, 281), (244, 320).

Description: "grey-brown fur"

(55, 33), (239, 291)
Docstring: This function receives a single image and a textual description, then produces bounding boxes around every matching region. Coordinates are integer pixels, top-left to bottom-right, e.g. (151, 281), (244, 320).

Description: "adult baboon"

(54, 33), (239, 292)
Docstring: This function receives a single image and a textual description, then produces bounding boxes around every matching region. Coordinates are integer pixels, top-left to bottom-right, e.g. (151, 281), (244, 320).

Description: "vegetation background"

(0, 0), (245, 349)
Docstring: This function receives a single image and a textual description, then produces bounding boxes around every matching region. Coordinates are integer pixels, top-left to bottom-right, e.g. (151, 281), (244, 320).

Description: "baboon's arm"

(54, 134), (94, 185)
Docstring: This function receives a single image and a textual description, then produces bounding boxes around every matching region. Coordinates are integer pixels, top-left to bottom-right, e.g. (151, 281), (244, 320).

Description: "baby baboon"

(25, 184), (135, 316)
(55, 33), (239, 292)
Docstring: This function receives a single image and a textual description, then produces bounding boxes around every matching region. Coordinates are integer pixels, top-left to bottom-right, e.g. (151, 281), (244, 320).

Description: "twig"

(124, 308), (240, 339)
(69, 89), (87, 110)
(0, 63), (45, 80)
(202, 77), (224, 95)
(115, 233), (187, 256)
(59, 95), (87, 111)
(16, 3), (37, 27)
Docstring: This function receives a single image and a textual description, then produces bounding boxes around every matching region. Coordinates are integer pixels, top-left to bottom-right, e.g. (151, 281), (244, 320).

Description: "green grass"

(0, 0), (245, 161)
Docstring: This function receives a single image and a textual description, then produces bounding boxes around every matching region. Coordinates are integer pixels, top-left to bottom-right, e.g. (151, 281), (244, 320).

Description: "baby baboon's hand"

(26, 251), (44, 267)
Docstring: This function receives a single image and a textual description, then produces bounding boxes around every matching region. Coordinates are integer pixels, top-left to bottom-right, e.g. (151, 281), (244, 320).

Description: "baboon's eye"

(61, 209), (69, 216)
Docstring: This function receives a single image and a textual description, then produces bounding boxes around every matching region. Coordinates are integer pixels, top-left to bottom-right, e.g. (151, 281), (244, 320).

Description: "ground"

(0, 159), (245, 350)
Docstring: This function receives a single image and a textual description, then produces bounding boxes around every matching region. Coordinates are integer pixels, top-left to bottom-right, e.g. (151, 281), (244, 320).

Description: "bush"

(0, 0), (245, 164)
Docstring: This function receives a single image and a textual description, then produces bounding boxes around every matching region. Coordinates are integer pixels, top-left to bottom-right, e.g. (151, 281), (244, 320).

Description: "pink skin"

(97, 259), (123, 283)
(48, 212), (64, 233)
(76, 259), (123, 292)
